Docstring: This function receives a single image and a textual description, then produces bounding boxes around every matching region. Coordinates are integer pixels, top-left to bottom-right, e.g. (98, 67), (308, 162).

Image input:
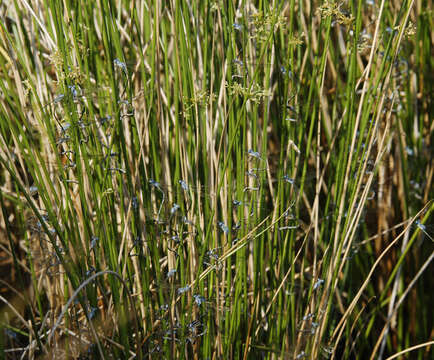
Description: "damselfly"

(231, 57), (299, 82)
(29, 84), (152, 119)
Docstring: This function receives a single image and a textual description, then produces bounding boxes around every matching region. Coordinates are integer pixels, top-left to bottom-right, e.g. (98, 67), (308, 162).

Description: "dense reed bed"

(0, 0), (432, 358)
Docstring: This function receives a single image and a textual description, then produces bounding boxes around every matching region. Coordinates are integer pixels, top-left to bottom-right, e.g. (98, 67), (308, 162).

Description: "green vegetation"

(0, 0), (432, 358)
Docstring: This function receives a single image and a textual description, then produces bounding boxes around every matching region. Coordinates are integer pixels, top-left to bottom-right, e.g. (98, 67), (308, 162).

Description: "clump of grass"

(0, 0), (433, 359)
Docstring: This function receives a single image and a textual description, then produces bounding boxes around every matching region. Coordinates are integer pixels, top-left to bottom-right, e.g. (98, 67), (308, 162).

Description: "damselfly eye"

(218, 221), (229, 234)
(170, 203), (180, 214)
(193, 294), (206, 306)
(313, 278), (324, 290)
(178, 179), (188, 191)
(113, 58), (127, 72)
(247, 149), (262, 160)
(167, 269), (177, 278)
(177, 285), (190, 295)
